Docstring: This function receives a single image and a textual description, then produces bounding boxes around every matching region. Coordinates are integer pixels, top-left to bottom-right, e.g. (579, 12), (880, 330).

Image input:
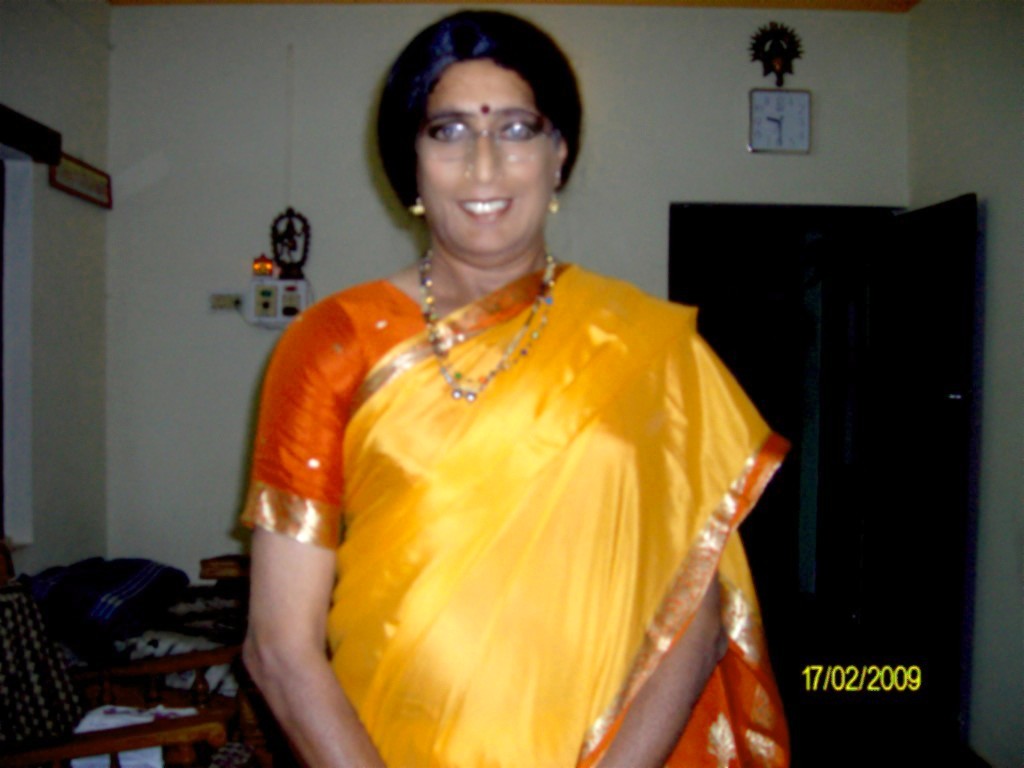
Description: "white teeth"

(462, 200), (509, 214)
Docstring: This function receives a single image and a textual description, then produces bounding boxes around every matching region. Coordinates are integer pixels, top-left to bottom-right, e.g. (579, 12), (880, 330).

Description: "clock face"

(749, 89), (811, 153)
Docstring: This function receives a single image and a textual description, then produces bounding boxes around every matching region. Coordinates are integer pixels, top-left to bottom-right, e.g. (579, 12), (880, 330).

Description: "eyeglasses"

(418, 109), (557, 164)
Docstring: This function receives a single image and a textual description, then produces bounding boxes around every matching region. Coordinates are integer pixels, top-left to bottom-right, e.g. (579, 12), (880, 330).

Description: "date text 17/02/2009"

(802, 664), (922, 692)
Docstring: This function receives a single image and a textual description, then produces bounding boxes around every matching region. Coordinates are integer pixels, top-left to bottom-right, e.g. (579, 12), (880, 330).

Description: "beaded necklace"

(418, 250), (557, 403)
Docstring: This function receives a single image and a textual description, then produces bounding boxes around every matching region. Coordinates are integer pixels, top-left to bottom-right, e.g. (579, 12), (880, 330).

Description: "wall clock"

(749, 88), (811, 154)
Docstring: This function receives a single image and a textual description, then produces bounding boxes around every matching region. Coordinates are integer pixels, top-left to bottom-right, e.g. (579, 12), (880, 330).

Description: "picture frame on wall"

(48, 152), (113, 209)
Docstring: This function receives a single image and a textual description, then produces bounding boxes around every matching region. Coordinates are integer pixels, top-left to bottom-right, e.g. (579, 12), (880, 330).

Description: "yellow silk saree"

(244, 265), (788, 767)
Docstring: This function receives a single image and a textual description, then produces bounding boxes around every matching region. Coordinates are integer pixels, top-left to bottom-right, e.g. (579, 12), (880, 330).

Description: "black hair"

(377, 10), (583, 207)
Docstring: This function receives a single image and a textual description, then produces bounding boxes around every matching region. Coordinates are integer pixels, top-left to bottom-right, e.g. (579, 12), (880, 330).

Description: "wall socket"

(209, 293), (243, 311)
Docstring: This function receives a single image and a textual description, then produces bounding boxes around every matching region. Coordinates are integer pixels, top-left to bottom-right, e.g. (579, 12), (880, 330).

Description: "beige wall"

(908, 3), (1023, 765)
(0, 0), (109, 574)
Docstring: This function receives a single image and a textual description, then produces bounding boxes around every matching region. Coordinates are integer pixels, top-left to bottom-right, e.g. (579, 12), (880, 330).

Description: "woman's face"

(415, 59), (567, 269)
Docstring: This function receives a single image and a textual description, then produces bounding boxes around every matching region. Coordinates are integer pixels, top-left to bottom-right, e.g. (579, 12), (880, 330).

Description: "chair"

(0, 576), (250, 767)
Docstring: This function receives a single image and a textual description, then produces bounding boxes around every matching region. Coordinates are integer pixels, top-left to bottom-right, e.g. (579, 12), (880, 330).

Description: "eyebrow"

(423, 107), (542, 122)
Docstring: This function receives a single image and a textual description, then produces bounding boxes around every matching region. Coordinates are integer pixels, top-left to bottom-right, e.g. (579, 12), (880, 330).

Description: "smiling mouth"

(461, 199), (510, 215)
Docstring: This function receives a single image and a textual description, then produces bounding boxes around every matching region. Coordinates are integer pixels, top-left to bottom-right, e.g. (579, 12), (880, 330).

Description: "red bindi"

(480, 104), (490, 115)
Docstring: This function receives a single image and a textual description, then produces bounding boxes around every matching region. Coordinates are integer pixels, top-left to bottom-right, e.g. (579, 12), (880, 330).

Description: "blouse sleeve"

(240, 301), (367, 549)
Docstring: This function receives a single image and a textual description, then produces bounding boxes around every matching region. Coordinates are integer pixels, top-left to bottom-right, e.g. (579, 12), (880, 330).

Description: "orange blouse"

(244, 280), (424, 546)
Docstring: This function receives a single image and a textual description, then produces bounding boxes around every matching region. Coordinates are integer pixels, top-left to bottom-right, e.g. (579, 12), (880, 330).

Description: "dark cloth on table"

(20, 558), (188, 662)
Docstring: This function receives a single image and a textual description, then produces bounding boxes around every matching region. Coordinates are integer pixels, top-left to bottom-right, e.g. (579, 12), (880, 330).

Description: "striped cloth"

(23, 558), (189, 662)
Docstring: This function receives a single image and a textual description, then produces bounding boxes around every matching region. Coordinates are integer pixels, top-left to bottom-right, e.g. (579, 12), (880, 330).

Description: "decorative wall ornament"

(270, 207), (310, 280)
(48, 153), (112, 209)
(749, 22), (803, 87)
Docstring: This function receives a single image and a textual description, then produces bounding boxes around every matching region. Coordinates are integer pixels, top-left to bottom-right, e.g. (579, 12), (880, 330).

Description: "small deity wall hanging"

(270, 207), (311, 280)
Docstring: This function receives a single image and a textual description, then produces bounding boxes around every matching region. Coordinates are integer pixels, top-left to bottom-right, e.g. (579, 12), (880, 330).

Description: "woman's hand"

(598, 576), (728, 768)
(243, 528), (386, 767)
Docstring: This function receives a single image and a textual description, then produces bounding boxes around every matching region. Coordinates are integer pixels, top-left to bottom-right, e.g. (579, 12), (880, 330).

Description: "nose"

(466, 130), (502, 181)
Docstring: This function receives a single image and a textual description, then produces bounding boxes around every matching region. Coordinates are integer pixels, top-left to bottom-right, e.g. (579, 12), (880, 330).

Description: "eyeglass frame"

(416, 108), (561, 163)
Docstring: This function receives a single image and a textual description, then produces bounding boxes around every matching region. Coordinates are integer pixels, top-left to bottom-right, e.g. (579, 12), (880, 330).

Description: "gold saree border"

(351, 264), (572, 412)
(722, 578), (766, 668)
(579, 432), (789, 765)
(240, 480), (343, 548)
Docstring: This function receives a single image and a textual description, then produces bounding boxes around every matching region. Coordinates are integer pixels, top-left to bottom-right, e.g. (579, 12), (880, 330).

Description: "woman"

(242, 11), (789, 767)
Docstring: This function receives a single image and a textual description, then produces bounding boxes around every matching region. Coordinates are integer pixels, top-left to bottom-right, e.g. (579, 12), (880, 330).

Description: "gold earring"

(409, 197), (425, 217)
(548, 194), (560, 214)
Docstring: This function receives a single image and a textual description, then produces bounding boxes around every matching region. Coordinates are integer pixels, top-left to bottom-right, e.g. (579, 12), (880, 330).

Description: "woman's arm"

(243, 528), (386, 768)
(599, 576), (728, 768)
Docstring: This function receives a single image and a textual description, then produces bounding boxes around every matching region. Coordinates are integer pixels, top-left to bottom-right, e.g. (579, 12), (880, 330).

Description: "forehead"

(427, 59), (537, 114)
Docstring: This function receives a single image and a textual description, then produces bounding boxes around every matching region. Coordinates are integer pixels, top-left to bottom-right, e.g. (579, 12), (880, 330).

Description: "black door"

(668, 195), (981, 765)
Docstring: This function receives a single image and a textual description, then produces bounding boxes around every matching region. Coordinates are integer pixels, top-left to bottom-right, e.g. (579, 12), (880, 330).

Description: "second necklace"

(418, 251), (557, 403)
